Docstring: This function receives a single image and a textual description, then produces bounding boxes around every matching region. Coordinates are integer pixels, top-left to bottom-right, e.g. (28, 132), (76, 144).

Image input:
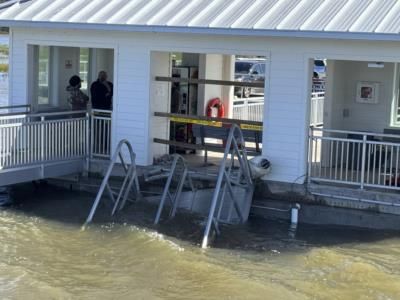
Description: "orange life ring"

(206, 98), (225, 118)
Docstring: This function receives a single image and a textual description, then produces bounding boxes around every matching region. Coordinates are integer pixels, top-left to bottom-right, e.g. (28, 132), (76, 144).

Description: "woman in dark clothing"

(66, 75), (89, 110)
(90, 71), (113, 110)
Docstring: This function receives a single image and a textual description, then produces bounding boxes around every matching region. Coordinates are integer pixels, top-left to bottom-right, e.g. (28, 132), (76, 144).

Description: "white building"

(1, 0), (400, 195)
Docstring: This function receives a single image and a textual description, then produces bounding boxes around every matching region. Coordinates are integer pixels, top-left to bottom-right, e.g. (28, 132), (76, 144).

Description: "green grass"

(0, 64), (8, 73)
(0, 45), (8, 55)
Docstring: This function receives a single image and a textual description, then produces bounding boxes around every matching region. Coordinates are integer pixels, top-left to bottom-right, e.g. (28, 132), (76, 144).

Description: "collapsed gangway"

(85, 125), (269, 248)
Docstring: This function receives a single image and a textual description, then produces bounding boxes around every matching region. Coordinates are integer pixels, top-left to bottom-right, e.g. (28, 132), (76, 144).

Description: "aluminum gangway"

(199, 124), (254, 248)
(146, 124), (255, 248)
(84, 125), (254, 248)
(0, 109), (90, 186)
(84, 139), (141, 226)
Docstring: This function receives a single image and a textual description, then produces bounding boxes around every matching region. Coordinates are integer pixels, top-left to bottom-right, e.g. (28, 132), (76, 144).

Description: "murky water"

(1, 184), (400, 299)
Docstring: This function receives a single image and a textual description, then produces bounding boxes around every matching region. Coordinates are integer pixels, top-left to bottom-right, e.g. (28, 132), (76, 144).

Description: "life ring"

(206, 98), (225, 118)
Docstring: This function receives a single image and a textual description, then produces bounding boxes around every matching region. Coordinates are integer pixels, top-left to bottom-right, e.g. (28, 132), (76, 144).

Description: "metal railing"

(84, 139), (140, 226)
(309, 127), (400, 191)
(201, 124), (254, 248)
(91, 109), (112, 159)
(0, 105), (31, 125)
(151, 154), (193, 225)
(0, 110), (89, 170)
(232, 97), (264, 121)
(310, 92), (324, 126)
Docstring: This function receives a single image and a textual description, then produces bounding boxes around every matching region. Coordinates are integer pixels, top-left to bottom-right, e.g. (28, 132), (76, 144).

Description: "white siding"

(8, 27), (400, 184)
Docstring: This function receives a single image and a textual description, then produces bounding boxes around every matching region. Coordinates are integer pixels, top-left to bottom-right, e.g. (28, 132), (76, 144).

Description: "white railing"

(91, 109), (112, 159)
(0, 110), (89, 170)
(232, 97), (264, 121)
(310, 92), (324, 126)
(309, 127), (400, 191)
(0, 105), (31, 125)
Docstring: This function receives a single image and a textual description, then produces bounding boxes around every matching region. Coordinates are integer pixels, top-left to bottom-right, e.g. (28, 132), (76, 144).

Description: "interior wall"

(92, 48), (114, 82)
(56, 46), (80, 109)
(327, 60), (395, 133)
(197, 54), (234, 116)
(150, 51), (171, 160)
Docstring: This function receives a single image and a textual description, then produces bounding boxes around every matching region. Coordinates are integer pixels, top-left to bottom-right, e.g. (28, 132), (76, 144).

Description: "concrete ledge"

(251, 199), (400, 231)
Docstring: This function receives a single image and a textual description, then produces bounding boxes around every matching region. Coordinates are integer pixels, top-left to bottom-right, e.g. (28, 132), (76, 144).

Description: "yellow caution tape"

(170, 116), (222, 127)
(170, 116), (262, 131)
(240, 124), (263, 131)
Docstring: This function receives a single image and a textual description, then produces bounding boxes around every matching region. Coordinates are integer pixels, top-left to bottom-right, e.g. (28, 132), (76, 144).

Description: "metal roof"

(1, 0), (400, 41)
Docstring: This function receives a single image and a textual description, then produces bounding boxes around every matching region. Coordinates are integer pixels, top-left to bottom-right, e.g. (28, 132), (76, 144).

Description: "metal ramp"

(145, 154), (194, 225)
(84, 139), (140, 226)
(199, 124), (254, 248)
(147, 124), (255, 248)
(0, 110), (89, 186)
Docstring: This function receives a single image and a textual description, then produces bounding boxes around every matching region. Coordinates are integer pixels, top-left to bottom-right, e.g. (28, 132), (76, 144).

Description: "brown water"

(1, 184), (400, 299)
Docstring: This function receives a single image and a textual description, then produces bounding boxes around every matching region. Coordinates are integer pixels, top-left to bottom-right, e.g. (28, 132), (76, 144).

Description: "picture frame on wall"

(356, 81), (380, 104)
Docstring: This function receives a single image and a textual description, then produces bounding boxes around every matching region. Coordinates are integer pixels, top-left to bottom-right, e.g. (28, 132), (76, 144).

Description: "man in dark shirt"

(90, 71), (113, 110)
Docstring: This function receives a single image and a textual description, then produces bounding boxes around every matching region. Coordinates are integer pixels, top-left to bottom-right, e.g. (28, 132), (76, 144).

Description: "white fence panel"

(232, 97), (264, 122)
(309, 128), (400, 191)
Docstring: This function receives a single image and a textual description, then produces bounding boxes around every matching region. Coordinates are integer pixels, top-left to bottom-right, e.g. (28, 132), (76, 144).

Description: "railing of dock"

(309, 127), (400, 191)
(310, 92), (324, 127)
(0, 104), (31, 125)
(232, 97), (264, 122)
(0, 110), (89, 170)
(90, 109), (112, 159)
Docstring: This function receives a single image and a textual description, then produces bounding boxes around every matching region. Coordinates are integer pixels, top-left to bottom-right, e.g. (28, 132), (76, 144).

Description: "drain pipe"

(252, 203), (301, 224)
(291, 203), (301, 225)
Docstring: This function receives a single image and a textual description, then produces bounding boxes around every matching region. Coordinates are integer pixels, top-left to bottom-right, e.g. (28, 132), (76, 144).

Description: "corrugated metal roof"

(0, 0), (400, 40)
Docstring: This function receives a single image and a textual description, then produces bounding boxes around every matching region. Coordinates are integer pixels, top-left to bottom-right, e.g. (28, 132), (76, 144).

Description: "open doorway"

(150, 51), (266, 164)
(310, 58), (327, 127)
(28, 45), (114, 112)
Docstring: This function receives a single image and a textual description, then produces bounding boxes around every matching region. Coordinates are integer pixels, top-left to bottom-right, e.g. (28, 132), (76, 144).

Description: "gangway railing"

(201, 124), (254, 248)
(144, 154), (194, 225)
(90, 109), (112, 159)
(84, 139), (140, 226)
(0, 110), (89, 170)
(0, 104), (31, 125)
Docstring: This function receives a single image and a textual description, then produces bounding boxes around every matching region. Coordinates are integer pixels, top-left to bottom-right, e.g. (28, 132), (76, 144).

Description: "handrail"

(0, 104), (30, 111)
(201, 124), (254, 248)
(0, 109), (87, 119)
(151, 154), (193, 224)
(91, 109), (112, 114)
(311, 127), (400, 140)
(84, 139), (140, 226)
(0, 115), (88, 128)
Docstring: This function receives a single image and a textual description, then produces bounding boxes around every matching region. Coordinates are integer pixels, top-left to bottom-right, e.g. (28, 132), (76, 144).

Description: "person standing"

(66, 75), (89, 110)
(90, 71), (113, 110)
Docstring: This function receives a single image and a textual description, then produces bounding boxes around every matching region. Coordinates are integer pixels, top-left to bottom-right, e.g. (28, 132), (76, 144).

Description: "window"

(79, 48), (89, 91)
(37, 46), (50, 105)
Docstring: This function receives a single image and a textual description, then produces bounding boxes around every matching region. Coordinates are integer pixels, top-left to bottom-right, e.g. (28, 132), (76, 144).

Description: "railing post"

(40, 116), (45, 178)
(360, 134), (367, 190)
(308, 126), (313, 184)
(244, 98), (249, 120)
(85, 111), (90, 174)
(90, 110), (94, 161)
